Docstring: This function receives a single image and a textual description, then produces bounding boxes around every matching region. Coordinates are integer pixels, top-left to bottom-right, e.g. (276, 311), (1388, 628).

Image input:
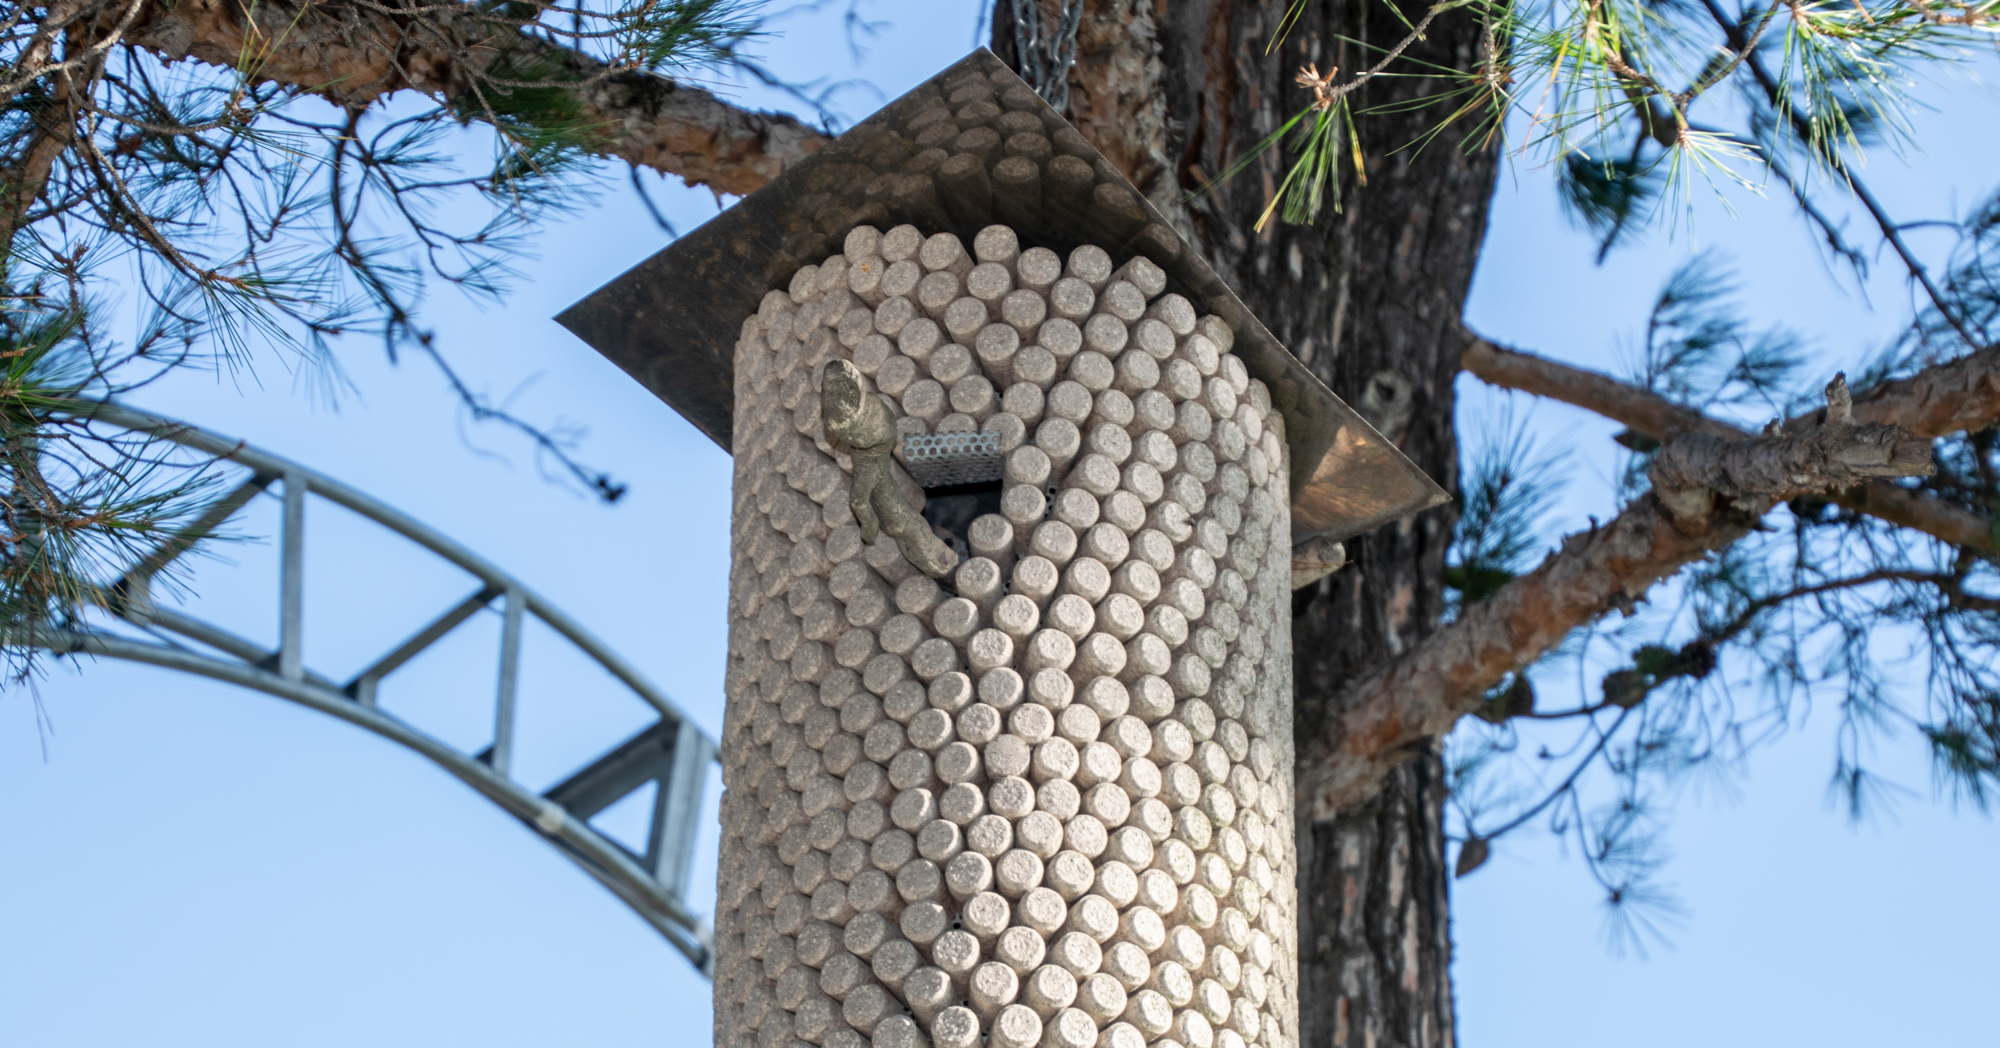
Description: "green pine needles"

(0, 0), (764, 680)
(1207, 0), (1996, 235)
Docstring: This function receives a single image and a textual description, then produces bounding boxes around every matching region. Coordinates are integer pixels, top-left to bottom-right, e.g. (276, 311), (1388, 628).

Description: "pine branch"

(1461, 334), (2000, 554)
(1649, 373), (1934, 531)
(1460, 335), (1741, 441)
(1692, 0), (1988, 351)
(1300, 489), (1732, 817)
(129, 0), (826, 196)
(1302, 335), (2000, 817)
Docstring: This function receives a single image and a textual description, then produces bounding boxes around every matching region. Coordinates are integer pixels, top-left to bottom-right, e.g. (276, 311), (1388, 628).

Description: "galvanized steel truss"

(20, 401), (718, 975)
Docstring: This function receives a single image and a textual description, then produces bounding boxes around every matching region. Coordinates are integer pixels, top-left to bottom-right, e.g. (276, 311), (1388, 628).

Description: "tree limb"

(127, 0), (827, 196)
(1461, 334), (2000, 555)
(1299, 490), (1732, 817)
(1459, 335), (1737, 440)
(1648, 374), (1933, 532)
(1300, 334), (2000, 818)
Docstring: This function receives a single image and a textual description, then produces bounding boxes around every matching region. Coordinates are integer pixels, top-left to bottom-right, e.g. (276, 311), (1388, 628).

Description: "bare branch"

(1459, 335), (1736, 441)
(1837, 480), (1999, 553)
(129, 0), (827, 196)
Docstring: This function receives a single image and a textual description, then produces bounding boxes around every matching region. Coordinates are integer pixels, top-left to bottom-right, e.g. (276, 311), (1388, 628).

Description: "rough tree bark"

(998, 3), (1498, 1045)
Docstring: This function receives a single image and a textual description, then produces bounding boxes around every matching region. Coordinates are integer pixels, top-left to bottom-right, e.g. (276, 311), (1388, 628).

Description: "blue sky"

(0, 3), (1994, 1045)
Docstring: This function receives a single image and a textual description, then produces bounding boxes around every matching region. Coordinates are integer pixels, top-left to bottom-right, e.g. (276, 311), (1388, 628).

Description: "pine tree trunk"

(998, 2), (1498, 1044)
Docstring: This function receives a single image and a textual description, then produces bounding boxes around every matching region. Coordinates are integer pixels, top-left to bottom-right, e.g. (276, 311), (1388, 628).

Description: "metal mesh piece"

(902, 431), (1004, 488)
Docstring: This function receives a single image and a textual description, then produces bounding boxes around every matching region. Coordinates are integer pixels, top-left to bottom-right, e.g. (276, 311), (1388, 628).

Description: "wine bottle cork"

(915, 812), (964, 864)
(901, 379), (947, 424)
(1016, 246), (1062, 291)
(1099, 490), (1147, 536)
(1113, 350), (1160, 396)
(881, 224), (923, 263)
(993, 593), (1041, 640)
(1134, 429), (1177, 472)
(967, 960), (1019, 1018)
(953, 126), (1003, 168)
(926, 342), (973, 384)
(1034, 417), (1081, 475)
(903, 964), (952, 1022)
(1050, 277), (1095, 321)
(1069, 349), (1116, 391)
(1070, 454), (1121, 497)
(1045, 593), (1095, 641)
(1000, 288), (1047, 337)
(1130, 318), (1176, 363)
(1044, 152), (1095, 216)
(1038, 317), (1083, 361)
(990, 1003), (1045, 1048)
(969, 514), (1015, 572)
(952, 374), (997, 418)
(955, 556), (1005, 614)
(973, 224), (1020, 268)
(1066, 245), (1113, 290)
(1029, 520), (1078, 567)
(1086, 422), (1132, 465)
(920, 232), (974, 277)
(1098, 281), (1145, 322)
(944, 848), (993, 901)
(945, 297), (991, 343)
(1094, 593), (1145, 640)
(1203, 376), (1239, 421)
(918, 271), (961, 323)
(975, 323), (1020, 386)
(967, 261), (1014, 306)
(927, 597), (976, 647)
(906, 707), (954, 752)
(1000, 484), (1049, 540)
(872, 937), (921, 994)
(932, 1005), (981, 1048)
(1175, 332), (1220, 377)
(1045, 382), (1093, 427)
(1005, 444), (1052, 488)
(847, 252), (889, 305)
(1111, 256), (1167, 300)
(1012, 348), (1058, 394)
(966, 628), (1014, 675)
(1122, 461), (1165, 504)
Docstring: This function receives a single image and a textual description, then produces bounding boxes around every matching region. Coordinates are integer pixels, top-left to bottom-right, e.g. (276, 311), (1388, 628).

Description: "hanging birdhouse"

(558, 48), (1443, 1048)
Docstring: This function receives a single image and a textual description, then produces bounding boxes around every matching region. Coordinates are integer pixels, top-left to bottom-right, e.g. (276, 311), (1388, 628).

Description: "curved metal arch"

(22, 400), (719, 975)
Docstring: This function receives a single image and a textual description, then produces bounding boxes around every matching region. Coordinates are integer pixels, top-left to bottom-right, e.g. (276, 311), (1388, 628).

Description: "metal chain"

(1010, 0), (1085, 112)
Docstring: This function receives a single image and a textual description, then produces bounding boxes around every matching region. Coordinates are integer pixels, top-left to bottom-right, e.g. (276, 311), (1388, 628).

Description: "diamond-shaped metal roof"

(556, 49), (1446, 542)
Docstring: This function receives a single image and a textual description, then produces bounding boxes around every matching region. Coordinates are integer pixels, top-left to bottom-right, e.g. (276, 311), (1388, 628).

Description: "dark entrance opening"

(921, 480), (1003, 561)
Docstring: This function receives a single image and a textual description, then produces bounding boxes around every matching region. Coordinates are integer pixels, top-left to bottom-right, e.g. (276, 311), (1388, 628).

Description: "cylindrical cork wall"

(715, 220), (1297, 1048)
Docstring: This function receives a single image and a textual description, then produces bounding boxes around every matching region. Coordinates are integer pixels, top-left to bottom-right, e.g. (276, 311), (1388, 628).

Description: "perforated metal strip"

(902, 431), (1004, 488)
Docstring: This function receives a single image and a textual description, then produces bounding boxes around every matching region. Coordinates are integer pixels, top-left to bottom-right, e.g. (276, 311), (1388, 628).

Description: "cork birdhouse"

(558, 50), (1445, 1048)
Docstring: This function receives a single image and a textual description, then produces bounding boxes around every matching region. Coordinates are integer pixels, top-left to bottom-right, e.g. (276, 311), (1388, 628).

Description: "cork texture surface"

(711, 215), (1298, 1048)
